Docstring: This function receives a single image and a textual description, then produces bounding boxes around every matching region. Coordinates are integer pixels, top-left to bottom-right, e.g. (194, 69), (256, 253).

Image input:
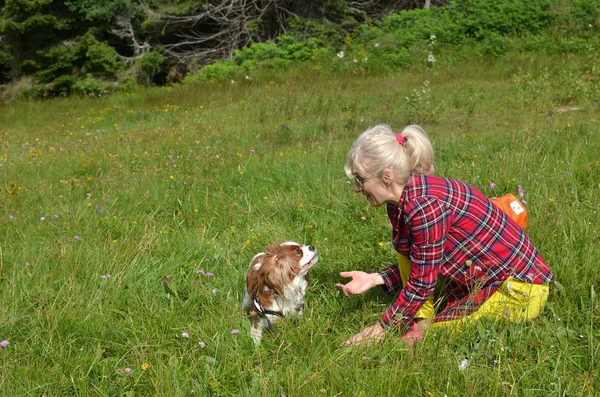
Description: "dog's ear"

(272, 255), (279, 265)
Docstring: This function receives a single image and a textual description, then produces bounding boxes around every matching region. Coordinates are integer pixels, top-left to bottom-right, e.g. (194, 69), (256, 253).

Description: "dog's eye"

(295, 248), (302, 255)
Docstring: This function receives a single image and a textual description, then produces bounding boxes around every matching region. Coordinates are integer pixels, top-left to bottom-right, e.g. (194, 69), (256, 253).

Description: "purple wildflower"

(205, 272), (214, 278)
(74, 236), (80, 240)
(124, 367), (132, 374)
(196, 269), (205, 275)
(212, 288), (217, 296)
(0, 340), (9, 348)
(489, 183), (496, 190)
(182, 332), (189, 338)
(215, 155), (220, 159)
(199, 342), (206, 348)
(230, 329), (240, 335)
(8, 215), (13, 220)
(100, 274), (111, 279)
(40, 217), (45, 221)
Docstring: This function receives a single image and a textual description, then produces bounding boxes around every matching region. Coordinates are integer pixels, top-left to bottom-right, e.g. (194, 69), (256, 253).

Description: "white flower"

(374, 43), (380, 48)
(245, 75), (252, 80)
(428, 53), (436, 63)
(459, 358), (469, 371)
(353, 58), (357, 63)
(430, 35), (437, 40)
(337, 51), (344, 59)
(231, 80), (235, 84)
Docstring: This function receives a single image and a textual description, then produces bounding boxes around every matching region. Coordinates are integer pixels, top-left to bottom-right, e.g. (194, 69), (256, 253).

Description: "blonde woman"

(336, 124), (554, 346)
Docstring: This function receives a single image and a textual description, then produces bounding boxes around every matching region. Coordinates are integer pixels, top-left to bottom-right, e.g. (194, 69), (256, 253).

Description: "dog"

(243, 242), (318, 344)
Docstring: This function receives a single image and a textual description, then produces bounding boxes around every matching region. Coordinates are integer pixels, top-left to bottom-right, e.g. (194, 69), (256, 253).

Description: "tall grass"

(0, 49), (598, 396)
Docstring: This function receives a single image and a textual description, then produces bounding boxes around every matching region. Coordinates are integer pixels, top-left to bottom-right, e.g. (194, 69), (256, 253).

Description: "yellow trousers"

(396, 254), (549, 330)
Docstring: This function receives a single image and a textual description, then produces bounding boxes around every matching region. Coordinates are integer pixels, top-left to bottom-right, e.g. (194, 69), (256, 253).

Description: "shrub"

(85, 40), (123, 75)
(133, 48), (166, 86)
(71, 74), (117, 96)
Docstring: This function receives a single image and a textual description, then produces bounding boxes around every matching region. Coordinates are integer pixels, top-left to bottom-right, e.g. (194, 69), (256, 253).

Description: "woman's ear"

(382, 168), (394, 185)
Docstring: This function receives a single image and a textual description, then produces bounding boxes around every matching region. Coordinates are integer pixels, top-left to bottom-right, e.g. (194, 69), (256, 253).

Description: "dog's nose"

(308, 245), (315, 252)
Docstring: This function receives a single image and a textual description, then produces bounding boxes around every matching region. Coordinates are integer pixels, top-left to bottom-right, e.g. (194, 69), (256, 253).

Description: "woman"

(336, 124), (554, 346)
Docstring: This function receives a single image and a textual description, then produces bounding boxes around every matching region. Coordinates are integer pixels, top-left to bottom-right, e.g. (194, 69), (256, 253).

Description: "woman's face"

(353, 173), (397, 207)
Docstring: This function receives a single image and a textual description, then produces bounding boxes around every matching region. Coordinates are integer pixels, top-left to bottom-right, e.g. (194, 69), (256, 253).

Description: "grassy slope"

(0, 50), (598, 396)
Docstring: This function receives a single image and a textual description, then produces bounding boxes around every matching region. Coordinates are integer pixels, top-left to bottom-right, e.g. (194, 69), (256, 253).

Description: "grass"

(0, 48), (599, 396)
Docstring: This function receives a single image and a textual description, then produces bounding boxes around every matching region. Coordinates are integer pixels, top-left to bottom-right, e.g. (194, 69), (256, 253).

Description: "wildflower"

(40, 217), (45, 221)
(141, 362), (150, 371)
(86, 193), (92, 198)
(212, 288), (217, 296)
(230, 329), (240, 335)
(231, 80), (235, 84)
(345, 181), (351, 185)
(336, 51), (344, 59)
(362, 356), (370, 360)
(489, 183), (496, 190)
(206, 272), (214, 277)
(360, 216), (366, 221)
(427, 53), (436, 63)
(100, 274), (111, 279)
(124, 367), (132, 374)
(0, 340), (9, 348)
(374, 43), (380, 47)
(182, 332), (189, 338)
(245, 76), (252, 80)
(360, 118), (364, 123)
(250, 149), (255, 154)
(196, 269), (205, 275)
(522, 200), (528, 205)
(215, 155), (220, 159)
(504, 310), (511, 319)
(458, 358), (469, 371)
(199, 342), (206, 348)
(74, 236), (80, 240)
(378, 242), (385, 248)
(8, 215), (13, 220)
(430, 35), (436, 40)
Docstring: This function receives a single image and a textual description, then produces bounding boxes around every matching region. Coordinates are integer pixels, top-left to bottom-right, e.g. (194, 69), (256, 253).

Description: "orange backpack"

(490, 194), (528, 229)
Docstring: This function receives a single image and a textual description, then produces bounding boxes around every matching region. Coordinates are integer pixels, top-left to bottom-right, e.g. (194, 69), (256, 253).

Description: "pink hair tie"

(396, 133), (406, 145)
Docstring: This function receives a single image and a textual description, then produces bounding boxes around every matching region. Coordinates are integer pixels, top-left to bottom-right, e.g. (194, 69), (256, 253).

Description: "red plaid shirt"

(378, 174), (553, 331)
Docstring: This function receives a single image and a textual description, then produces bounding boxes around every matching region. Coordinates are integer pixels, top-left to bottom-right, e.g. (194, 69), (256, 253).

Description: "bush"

(71, 74), (117, 97)
(183, 59), (243, 83)
(133, 49), (166, 86)
(85, 40), (123, 75)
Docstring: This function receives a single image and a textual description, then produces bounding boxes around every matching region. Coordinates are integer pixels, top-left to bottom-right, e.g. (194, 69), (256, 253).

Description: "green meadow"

(1, 50), (599, 395)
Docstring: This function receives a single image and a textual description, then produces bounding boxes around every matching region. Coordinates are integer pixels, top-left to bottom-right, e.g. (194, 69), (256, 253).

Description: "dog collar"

(253, 297), (283, 332)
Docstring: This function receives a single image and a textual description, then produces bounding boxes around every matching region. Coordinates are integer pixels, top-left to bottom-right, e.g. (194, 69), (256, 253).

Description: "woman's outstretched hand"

(335, 271), (384, 296)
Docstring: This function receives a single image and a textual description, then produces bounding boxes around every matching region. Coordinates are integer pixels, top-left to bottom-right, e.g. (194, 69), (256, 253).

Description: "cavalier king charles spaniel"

(243, 242), (318, 344)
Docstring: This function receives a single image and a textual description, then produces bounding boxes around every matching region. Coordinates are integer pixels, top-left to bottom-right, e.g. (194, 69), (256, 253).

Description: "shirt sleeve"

(379, 197), (451, 332)
(378, 264), (402, 295)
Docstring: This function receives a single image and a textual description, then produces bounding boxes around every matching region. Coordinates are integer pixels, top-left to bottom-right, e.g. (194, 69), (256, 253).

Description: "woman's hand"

(335, 271), (384, 296)
(344, 322), (387, 346)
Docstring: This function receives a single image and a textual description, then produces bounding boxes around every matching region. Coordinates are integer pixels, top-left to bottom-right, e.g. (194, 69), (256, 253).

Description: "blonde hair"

(344, 124), (434, 186)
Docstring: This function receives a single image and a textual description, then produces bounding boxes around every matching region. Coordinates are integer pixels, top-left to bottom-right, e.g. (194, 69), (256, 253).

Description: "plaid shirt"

(378, 174), (554, 331)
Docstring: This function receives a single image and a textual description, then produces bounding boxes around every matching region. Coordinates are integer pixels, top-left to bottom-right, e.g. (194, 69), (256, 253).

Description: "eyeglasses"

(353, 175), (365, 190)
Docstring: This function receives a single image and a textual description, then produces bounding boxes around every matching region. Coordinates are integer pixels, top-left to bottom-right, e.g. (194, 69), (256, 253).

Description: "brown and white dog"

(243, 242), (318, 344)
